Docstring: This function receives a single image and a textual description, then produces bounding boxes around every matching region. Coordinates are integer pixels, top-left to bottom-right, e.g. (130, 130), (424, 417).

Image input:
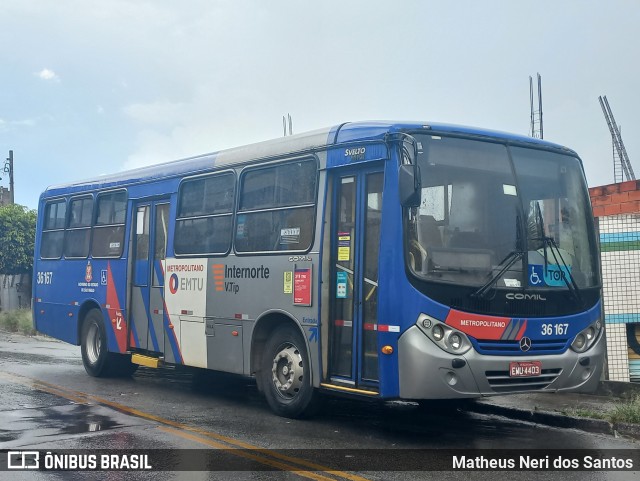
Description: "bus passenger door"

(328, 170), (383, 388)
(129, 201), (172, 359)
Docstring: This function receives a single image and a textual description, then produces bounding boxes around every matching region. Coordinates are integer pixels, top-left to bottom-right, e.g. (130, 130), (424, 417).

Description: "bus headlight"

(432, 324), (444, 341)
(416, 314), (472, 355)
(570, 320), (602, 353)
(448, 333), (462, 350)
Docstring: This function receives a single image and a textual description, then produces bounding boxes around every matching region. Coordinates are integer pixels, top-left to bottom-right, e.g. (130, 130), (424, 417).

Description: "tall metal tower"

(599, 95), (635, 182)
(282, 114), (293, 136)
(530, 73), (543, 139)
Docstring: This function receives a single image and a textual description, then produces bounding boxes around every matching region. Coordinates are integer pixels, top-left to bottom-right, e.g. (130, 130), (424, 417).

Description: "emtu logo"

(213, 264), (225, 291)
(169, 274), (179, 294)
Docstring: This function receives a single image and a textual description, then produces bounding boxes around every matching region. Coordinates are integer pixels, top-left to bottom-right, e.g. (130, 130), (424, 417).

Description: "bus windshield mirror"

(399, 164), (420, 207)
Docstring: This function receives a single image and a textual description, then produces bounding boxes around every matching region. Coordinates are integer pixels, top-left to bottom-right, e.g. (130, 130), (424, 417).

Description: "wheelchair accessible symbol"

(529, 265), (545, 286)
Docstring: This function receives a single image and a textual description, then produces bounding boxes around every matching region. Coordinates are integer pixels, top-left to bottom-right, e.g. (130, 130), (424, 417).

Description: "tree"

(0, 204), (37, 274)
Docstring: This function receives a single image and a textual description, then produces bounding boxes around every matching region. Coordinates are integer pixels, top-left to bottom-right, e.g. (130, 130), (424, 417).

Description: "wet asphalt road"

(0, 331), (638, 481)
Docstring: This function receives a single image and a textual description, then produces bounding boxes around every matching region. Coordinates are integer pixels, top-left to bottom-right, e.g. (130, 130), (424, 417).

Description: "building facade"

(590, 180), (640, 382)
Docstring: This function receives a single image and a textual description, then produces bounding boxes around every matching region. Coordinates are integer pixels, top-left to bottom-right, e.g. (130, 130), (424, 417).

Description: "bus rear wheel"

(261, 325), (318, 418)
(81, 309), (110, 377)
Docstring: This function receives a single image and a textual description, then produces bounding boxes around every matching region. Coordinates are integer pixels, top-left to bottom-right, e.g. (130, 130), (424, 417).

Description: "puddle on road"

(0, 403), (126, 446)
(56, 405), (122, 434)
(0, 350), (81, 366)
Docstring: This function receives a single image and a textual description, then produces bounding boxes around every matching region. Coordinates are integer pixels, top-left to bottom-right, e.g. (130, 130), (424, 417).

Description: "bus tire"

(261, 325), (318, 418)
(80, 309), (111, 377)
(111, 354), (139, 377)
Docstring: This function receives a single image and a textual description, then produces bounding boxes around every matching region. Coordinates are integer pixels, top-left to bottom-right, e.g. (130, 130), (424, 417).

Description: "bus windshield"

(406, 135), (599, 290)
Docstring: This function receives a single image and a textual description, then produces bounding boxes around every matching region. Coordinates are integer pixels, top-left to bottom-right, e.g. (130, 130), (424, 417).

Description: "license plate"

(509, 361), (542, 377)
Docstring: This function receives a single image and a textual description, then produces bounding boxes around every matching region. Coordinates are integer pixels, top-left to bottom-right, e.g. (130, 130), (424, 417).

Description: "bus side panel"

(375, 160), (403, 397)
(103, 259), (132, 354)
(34, 259), (97, 345)
(33, 257), (130, 352)
(33, 279), (78, 345)
(375, 153), (451, 398)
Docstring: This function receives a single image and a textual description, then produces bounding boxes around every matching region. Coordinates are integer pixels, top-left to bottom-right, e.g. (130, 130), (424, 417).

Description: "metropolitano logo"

(7, 451), (39, 469)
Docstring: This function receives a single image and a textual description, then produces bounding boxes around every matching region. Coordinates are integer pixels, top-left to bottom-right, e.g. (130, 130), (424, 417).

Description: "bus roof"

(42, 120), (574, 198)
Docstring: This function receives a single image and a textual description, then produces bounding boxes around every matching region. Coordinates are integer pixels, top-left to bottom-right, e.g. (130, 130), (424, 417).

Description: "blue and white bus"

(33, 121), (603, 417)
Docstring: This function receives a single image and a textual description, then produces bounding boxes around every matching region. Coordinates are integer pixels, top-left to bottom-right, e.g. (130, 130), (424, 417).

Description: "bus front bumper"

(398, 326), (604, 400)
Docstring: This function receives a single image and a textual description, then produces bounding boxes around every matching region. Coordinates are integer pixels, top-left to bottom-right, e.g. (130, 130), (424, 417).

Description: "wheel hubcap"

(86, 323), (101, 365)
(271, 344), (304, 400)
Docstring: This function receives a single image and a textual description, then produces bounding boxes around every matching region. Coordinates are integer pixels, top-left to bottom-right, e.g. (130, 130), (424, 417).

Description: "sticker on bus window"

(280, 227), (300, 245)
(543, 264), (572, 287)
(503, 184), (517, 196)
(528, 264), (572, 287)
(236, 215), (246, 238)
(528, 265), (544, 286)
(338, 232), (351, 261)
(336, 271), (348, 299)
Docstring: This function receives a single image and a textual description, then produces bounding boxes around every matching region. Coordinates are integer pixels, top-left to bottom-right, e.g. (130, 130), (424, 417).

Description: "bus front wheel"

(261, 325), (318, 418)
(81, 309), (110, 377)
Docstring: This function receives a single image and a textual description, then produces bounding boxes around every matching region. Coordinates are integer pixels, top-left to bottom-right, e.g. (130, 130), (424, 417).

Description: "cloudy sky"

(1, 0), (638, 209)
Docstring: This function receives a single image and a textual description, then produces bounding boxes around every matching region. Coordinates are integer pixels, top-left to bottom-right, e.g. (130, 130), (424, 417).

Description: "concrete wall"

(0, 274), (31, 312)
(590, 180), (640, 382)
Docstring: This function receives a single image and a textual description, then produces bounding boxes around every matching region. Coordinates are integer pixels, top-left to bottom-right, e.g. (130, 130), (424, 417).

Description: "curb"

(596, 380), (640, 398)
(613, 421), (640, 439)
(469, 401), (640, 440)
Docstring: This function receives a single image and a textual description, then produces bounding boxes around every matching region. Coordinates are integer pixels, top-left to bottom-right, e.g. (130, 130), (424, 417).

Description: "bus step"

(131, 354), (162, 368)
(320, 383), (379, 396)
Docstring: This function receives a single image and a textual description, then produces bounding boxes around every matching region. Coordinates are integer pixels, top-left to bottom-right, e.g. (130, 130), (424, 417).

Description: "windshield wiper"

(531, 201), (583, 305)
(472, 213), (524, 299)
(471, 250), (524, 299)
(542, 235), (582, 305)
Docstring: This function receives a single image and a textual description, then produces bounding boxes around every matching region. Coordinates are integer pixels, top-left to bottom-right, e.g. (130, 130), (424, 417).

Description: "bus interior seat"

(418, 215), (442, 248)
(449, 230), (485, 249)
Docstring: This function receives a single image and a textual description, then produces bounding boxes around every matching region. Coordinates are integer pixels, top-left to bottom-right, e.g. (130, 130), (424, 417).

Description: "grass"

(564, 396), (640, 425)
(564, 408), (607, 420)
(609, 396), (640, 425)
(0, 308), (36, 336)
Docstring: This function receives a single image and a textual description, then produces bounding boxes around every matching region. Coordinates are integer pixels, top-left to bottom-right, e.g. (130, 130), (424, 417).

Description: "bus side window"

(92, 191), (127, 258)
(175, 172), (235, 256)
(236, 159), (317, 254)
(136, 206), (150, 261)
(40, 200), (67, 259)
(64, 196), (93, 258)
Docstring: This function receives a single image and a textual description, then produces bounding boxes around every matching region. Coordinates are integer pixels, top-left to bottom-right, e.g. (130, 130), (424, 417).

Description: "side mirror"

(399, 164), (421, 207)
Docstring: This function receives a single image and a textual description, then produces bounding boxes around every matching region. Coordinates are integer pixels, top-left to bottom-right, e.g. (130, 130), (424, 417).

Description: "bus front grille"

(484, 368), (562, 393)
(475, 339), (569, 355)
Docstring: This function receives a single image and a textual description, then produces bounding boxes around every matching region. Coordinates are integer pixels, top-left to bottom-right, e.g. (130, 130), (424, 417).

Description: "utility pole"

(2, 150), (14, 204)
(8, 150), (14, 204)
